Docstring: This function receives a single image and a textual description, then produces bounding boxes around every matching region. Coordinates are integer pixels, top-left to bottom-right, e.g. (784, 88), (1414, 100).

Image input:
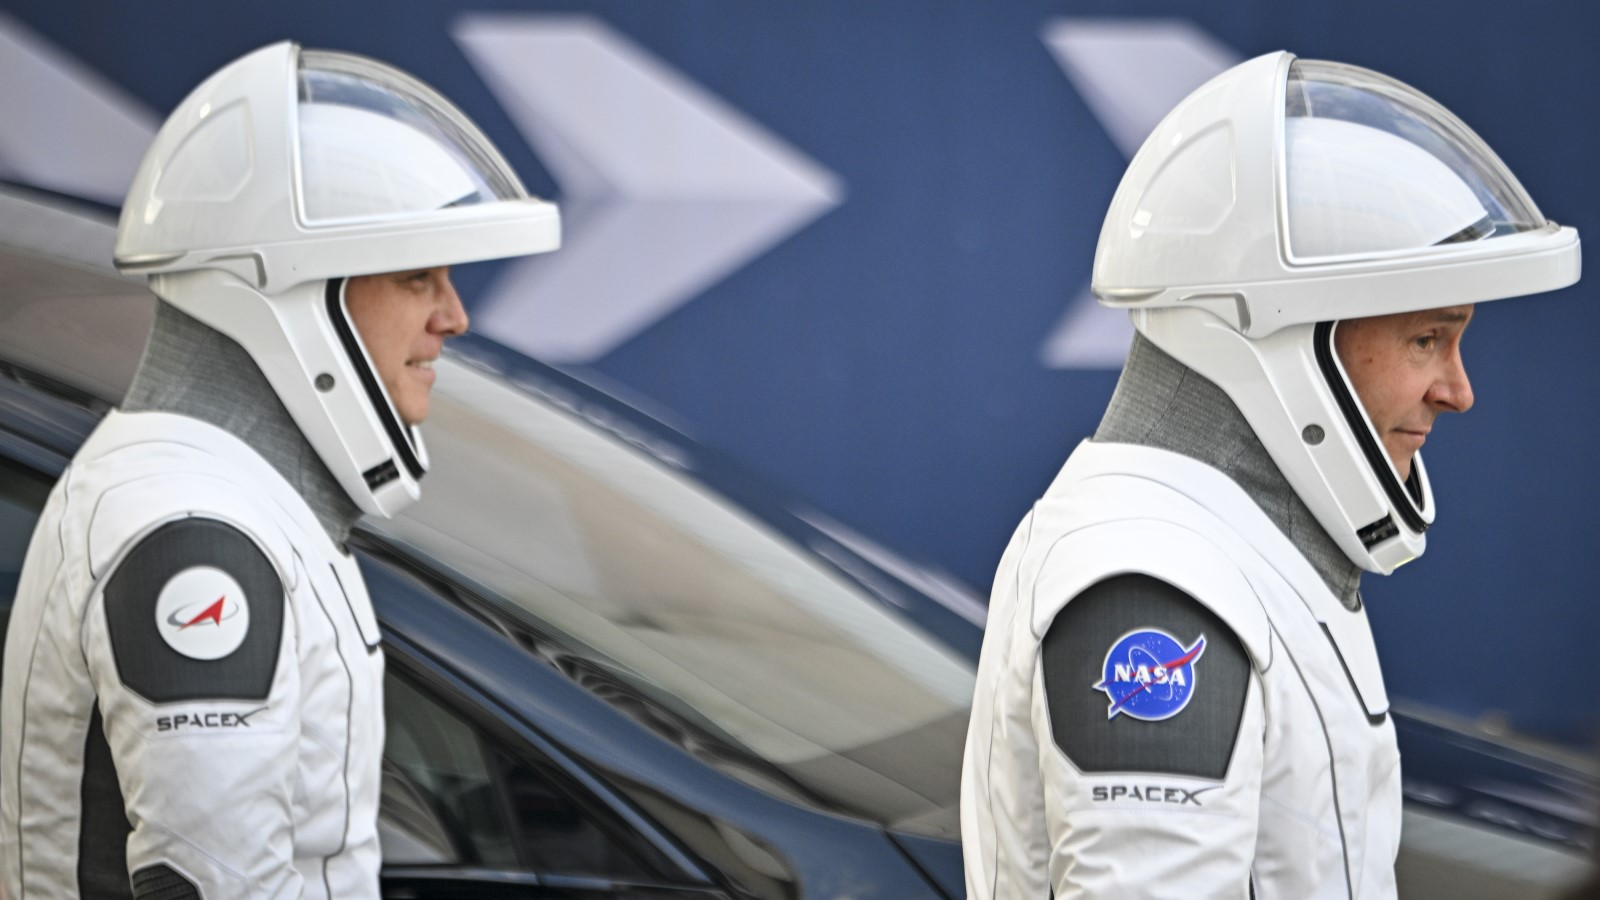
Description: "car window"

(0, 461), (55, 664)
(367, 357), (975, 839)
(382, 671), (513, 866)
(382, 667), (658, 881)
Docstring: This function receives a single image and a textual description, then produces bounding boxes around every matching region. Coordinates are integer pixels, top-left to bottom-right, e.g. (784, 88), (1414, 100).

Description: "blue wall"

(4, 0), (1597, 746)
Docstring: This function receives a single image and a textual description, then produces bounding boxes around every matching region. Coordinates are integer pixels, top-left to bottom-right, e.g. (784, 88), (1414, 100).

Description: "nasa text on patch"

(1041, 574), (1251, 780)
(103, 518), (284, 704)
(1094, 628), (1207, 721)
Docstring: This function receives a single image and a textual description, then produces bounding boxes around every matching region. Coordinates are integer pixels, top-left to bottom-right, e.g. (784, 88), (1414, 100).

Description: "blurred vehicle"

(0, 183), (1591, 898)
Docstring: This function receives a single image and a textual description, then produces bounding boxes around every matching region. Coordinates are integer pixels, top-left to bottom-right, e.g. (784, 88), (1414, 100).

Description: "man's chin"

(389, 389), (428, 428)
(1393, 455), (1413, 482)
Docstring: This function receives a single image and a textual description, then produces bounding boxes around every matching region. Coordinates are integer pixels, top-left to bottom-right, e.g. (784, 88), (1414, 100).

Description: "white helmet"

(114, 42), (560, 517)
(1092, 52), (1580, 574)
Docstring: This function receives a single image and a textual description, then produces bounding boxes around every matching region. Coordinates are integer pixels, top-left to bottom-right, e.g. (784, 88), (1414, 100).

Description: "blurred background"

(1, 0), (1595, 858)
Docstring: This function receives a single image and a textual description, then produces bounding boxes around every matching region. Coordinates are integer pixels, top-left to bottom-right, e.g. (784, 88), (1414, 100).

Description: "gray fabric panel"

(1095, 332), (1363, 611)
(123, 302), (361, 546)
(1042, 574), (1250, 780)
(78, 706), (134, 900)
(103, 518), (283, 703)
(129, 863), (199, 900)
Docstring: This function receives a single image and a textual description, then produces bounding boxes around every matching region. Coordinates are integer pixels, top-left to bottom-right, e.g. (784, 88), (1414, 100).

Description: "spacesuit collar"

(1095, 332), (1362, 609)
(122, 301), (362, 545)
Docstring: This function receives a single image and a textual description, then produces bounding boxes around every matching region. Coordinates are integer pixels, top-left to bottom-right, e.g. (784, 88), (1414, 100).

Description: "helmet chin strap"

(1312, 321), (1430, 537)
(323, 277), (428, 489)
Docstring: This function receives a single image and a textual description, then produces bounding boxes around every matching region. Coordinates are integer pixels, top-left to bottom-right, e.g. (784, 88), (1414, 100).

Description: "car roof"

(0, 186), (150, 402)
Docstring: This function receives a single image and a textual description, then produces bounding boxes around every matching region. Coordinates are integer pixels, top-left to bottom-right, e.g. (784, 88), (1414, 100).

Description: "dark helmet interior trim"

(1092, 51), (1579, 573)
(114, 42), (561, 517)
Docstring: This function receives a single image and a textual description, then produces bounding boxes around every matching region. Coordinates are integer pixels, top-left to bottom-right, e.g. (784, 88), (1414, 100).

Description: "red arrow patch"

(180, 597), (226, 630)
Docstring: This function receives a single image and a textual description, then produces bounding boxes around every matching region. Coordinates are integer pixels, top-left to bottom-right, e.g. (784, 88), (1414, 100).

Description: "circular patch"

(153, 566), (251, 660)
(1093, 628), (1207, 722)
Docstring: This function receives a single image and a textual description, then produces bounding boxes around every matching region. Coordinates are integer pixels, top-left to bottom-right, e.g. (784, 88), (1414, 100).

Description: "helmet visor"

(295, 49), (527, 225)
(1283, 59), (1546, 261)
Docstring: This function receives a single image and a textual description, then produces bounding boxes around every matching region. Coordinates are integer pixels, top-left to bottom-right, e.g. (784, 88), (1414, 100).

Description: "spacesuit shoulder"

(1028, 516), (1271, 672)
(1041, 571), (1254, 780)
(84, 465), (297, 592)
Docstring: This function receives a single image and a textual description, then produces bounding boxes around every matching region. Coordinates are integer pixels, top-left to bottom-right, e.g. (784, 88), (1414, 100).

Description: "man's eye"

(1413, 334), (1437, 351)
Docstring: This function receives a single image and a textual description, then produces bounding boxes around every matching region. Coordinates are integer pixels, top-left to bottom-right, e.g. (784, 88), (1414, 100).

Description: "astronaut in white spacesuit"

(962, 52), (1580, 898)
(0, 42), (560, 897)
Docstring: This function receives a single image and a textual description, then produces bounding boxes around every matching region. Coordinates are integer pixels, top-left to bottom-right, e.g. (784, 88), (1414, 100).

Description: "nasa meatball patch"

(1094, 629), (1207, 721)
(1041, 574), (1250, 780)
(103, 518), (284, 704)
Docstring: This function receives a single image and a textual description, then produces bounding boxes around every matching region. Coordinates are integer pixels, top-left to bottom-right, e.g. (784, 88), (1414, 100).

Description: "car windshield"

(363, 348), (975, 838)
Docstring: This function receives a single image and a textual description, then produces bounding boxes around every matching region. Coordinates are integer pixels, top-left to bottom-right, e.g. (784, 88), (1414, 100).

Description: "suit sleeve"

(1036, 573), (1264, 899)
(82, 516), (303, 898)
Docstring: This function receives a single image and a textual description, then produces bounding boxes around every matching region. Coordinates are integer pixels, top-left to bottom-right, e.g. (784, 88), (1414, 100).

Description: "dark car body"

(0, 183), (1592, 898)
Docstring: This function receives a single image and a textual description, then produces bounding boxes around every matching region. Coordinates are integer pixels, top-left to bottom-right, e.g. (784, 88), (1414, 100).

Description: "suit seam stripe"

(1281, 644), (1355, 900)
(17, 466), (78, 894)
(304, 554), (356, 896)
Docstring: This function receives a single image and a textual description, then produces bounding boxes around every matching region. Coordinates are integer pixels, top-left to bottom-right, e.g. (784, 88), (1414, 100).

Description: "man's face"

(1334, 304), (1476, 480)
(345, 266), (469, 426)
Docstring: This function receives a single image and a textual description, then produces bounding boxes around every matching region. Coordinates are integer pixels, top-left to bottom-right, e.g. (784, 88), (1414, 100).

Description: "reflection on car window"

(490, 742), (653, 878)
(383, 673), (513, 866)
(381, 669), (655, 880)
(0, 461), (55, 688)
(368, 359), (975, 838)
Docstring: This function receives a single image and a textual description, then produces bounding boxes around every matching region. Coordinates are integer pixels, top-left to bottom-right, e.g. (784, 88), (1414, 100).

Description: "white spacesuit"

(962, 52), (1580, 898)
(0, 42), (560, 898)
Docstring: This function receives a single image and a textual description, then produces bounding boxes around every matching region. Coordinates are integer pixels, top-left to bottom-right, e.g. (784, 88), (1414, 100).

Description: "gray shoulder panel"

(1041, 573), (1250, 780)
(103, 518), (284, 704)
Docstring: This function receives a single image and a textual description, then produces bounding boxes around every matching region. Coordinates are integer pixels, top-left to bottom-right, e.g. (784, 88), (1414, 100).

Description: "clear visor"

(1283, 59), (1546, 260)
(295, 49), (527, 225)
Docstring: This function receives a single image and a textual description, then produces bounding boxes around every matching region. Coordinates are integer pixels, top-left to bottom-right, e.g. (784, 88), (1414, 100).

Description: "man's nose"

(1430, 353), (1474, 413)
(434, 273), (470, 337)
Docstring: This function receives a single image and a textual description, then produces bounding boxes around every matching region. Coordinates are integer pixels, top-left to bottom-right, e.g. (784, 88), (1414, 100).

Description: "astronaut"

(961, 53), (1580, 897)
(0, 43), (559, 897)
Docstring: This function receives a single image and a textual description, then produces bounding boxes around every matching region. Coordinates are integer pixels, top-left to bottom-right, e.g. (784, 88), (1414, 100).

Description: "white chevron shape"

(1038, 18), (1240, 369)
(454, 14), (844, 364)
(0, 11), (156, 206)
